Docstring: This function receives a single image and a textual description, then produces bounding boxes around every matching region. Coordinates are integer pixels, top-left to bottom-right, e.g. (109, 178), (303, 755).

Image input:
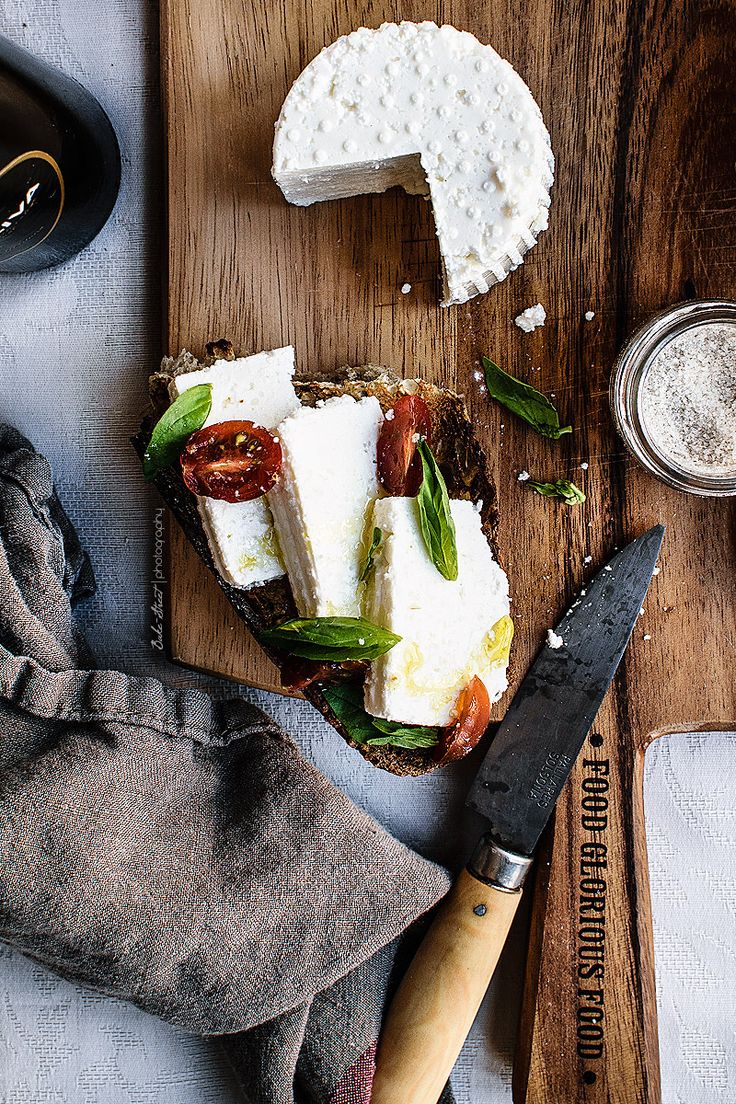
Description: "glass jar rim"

(609, 299), (736, 498)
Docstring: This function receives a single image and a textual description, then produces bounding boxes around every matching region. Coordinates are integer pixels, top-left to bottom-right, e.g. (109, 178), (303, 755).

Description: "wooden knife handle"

(514, 717), (661, 1103)
(372, 867), (522, 1104)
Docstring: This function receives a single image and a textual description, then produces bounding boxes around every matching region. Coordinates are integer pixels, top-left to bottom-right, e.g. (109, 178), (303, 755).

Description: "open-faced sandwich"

(137, 340), (513, 776)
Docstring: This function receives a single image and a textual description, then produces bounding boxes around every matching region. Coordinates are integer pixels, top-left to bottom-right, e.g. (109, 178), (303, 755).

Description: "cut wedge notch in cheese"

(268, 394), (383, 617)
(272, 21), (553, 306)
(363, 496), (511, 726)
(170, 347), (300, 589)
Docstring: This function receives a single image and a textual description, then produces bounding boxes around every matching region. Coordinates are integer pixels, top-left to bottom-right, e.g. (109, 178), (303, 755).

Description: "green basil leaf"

(416, 439), (458, 581)
(359, 527), (383, 582)
(482, 357), (572, 440)
(321, 683), (439, 750)
(260, 616), (401, 661)
(368, 718), (439, 749)
(143, 384), (213, 480)
(365, 732), (439, 749)
(527, 478), (586, 505)
(320, 683), (377, 744)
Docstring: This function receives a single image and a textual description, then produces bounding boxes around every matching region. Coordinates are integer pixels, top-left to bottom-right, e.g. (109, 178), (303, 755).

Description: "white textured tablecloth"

(0, 3), (734, 1101)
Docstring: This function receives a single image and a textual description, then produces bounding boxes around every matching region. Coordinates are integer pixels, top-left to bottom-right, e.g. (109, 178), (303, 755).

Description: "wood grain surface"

(161, 0), (736, 1100)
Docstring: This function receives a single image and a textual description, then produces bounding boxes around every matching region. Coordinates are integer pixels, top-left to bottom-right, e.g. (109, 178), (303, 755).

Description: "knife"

(370, 524), (665, 1104)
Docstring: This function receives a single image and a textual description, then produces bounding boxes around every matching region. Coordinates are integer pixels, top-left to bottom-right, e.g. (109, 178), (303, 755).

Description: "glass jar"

(610, 299), (736, 497)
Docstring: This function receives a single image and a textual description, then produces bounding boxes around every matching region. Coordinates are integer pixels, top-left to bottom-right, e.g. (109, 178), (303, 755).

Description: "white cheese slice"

(268, 395), (382, 617)
(272, 21), (553, 306)
(363, 496), (511, 726)
(169, 347), (300, 589)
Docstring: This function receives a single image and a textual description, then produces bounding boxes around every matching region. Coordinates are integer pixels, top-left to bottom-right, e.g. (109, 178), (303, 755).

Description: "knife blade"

(466, 523), (665, 856)
(371, 525), (664, 1104)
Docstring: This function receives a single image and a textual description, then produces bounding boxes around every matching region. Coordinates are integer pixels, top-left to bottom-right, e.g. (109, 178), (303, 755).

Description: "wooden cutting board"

(161, 0), (736, 1100)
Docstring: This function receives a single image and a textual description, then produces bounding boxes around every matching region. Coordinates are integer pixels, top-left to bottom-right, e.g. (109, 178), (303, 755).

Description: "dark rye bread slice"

(135, 339), (501, 777)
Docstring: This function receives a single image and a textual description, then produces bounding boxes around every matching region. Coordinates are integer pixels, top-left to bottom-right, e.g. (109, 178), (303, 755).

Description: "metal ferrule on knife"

(469, 835), (533, 893)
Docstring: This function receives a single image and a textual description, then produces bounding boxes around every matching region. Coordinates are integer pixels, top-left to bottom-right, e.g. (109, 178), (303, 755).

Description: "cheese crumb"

(517, 470), (530, 482)
(580, 462), (589, 470)
(643, 634), (651, 641)
(401, 282), (412, 294)
(652, 566), (660, 575)
(584, 555), (592, 564)
(547, 628), (564, 650)
(584, 310), (595, 321)
(514, 303), (546, 333)
(384, 408), (395, 421)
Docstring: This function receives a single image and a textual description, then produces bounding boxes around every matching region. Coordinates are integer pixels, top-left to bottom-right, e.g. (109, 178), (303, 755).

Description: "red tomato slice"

(279, 657), (336, 691)
(279, 658), (368, 692)
(181, 421), (282, 502)
(435, 675), (491, 766)
(377, 394), (433, 496)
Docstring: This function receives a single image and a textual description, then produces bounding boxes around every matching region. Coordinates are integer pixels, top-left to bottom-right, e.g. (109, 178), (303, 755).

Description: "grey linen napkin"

(0, 424), (453, 1103)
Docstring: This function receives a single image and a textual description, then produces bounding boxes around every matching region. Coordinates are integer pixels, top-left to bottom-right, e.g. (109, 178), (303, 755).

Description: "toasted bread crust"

(136, 349), (500, 777)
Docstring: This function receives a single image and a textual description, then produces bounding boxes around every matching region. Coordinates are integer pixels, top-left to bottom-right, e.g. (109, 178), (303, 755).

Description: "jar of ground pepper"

(610, 300), (736, 496)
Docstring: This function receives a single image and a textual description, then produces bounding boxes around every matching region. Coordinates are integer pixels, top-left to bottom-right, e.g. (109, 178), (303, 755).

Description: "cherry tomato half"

(434, 675), (491, 766)
(181, 421), (282, 502)
(377, 394), (433, 496)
